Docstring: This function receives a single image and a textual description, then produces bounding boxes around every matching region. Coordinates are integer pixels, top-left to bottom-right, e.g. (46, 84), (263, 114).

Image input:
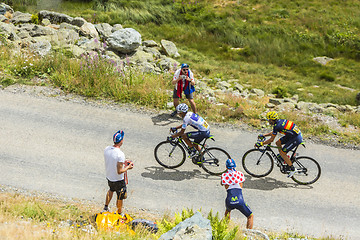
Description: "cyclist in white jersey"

(170, 103), (210, 157)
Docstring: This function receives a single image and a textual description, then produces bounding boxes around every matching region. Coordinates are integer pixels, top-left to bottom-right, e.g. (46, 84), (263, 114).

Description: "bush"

(272, 86), (288, 98)
(319, 71), (335, 82)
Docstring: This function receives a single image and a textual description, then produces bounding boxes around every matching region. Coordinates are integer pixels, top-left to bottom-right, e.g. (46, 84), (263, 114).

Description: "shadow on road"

(141, 166), (220, 181)
(151, 113), (179, 126)
(244, 175), (313, 190)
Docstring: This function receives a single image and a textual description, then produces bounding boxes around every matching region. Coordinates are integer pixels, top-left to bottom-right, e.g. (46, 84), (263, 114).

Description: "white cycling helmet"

(176, 103), (189, 113)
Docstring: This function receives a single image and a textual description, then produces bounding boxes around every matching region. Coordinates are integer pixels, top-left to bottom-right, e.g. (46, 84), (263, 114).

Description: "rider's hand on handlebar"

(255, 142), (263, 148)
(258, 134), (265, 140)
(167, 136), (174, 142)
(170, 127), (177, 133)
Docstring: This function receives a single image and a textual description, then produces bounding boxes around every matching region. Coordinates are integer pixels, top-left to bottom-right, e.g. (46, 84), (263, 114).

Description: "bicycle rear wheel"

(154, 141), (186, 168)
(242, 149), (274, 177)
(200, 147), (231, 175)
(291, 156), (321, 185)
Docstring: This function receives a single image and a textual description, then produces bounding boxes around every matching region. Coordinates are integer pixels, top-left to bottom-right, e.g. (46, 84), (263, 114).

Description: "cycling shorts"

(186, 130), (210, 144)
(280, 133), (303, 153)
(173, 89), (193, 99)
(225, 188), (252, 217)
(107, 179), (127, 200)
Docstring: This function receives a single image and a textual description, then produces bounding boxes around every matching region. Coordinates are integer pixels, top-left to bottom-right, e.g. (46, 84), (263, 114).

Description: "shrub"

(319, 71), (335, 82)
(272, 86), (288, 98)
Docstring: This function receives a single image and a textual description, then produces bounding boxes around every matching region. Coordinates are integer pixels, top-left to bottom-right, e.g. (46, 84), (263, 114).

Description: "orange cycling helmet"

(266, 111), (279, 120)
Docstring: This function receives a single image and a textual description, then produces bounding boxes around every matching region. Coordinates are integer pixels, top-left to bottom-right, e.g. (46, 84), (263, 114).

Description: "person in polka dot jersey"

(221, 159), (254, 229)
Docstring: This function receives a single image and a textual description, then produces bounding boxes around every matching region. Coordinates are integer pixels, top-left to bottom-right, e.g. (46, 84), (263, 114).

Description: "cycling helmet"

(266, 111), (279, 120)
(226, 159), (236, 169)
(176, 103), (189, 113)
(181, 63), (189, 69)
(113, 130), (124, 143)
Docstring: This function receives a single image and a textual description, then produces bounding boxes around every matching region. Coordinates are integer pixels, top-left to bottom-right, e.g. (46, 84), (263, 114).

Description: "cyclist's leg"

(186, 131), (208, 151)
(277, 135), (293, 166)
(282, 134), (303, 165)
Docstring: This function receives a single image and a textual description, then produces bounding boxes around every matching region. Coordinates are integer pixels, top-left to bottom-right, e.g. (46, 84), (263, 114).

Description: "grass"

(0, 191), (342, 240)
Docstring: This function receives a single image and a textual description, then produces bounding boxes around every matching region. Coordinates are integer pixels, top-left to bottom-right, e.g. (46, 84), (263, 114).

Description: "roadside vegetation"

(0, 191), (340, 240)
(1, 0), (359, 146)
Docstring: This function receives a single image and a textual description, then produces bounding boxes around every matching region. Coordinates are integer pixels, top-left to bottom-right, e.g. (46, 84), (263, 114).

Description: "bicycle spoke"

(291, 156), (321, 185)
(201, 147), (230, 175)
(154, 141), (186, 169)
(242, 149), (274, 177)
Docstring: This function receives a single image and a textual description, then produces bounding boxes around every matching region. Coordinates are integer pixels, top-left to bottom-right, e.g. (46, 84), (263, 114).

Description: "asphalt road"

(1, 89), (359, 239)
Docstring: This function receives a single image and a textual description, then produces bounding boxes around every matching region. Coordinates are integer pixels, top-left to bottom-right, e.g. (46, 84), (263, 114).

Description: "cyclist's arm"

(262, 133), (276, 145)
(171, 127), (185, 138)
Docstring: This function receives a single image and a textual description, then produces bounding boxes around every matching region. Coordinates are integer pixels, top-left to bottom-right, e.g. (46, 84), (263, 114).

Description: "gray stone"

(41, 18), (51, 26)
(0, 3), (13, 15)
(71, 17), (86, 27)
(39, 10), (73, 24)
(266, 102), (276, 108)
(130, 49), (154, 63)
(313, 56), (334, 65)
(67, 45), (86, 57)
(57, 29), (79, 45)
(251, 88), (265, 97)
(79, 38), (102, 51)
(10, 12), (32, 24)
(269, 98), (285, 105)
(234, 83), (244, 92)
(0, 22), (17, 38)
(216, 81), (231, 90)
(108, 28), (141, 54)
(30, 25), (57, 37)
(111, 24), (123, 32)
(95, 23), (113, 39)
(60, 22), (80, 32)
(29, 40), (52, 56)
(243, 229), (270, 240)
(159, 212), (212, 240)
(143, 47), (161, 59)
(143, 40), (158, 47)
(157, 57), (179, 71)
(80, 22), (99, 39)
(137, 62), (156, 73)
(276, 102), (296, 111)
(0, 15), (7, 22)
(161, 39), (180, 58)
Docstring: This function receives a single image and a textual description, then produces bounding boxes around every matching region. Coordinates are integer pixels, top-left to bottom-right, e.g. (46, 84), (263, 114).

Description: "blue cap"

(226, 159), (236, 169)
(181, 63), (189, 69)
(113, 130), (124, 143)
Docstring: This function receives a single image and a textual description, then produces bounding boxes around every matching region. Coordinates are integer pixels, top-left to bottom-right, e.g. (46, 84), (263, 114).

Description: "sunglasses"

(182, 68), (188, 71)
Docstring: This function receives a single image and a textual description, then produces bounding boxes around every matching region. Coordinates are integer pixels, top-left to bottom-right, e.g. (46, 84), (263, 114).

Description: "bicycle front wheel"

(242, 149), (274, 177)
(291, 156), (321, 185)
(200, 147), (231, 175)
(154, 141), (186, 168)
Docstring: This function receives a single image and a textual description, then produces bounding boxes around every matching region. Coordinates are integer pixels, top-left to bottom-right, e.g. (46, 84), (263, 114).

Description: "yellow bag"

(95, 212), (134, 234)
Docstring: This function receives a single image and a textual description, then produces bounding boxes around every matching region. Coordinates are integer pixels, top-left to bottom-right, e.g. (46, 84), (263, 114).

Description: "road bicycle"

(154, 130), (231, 175)
(241, 137), (321, 185)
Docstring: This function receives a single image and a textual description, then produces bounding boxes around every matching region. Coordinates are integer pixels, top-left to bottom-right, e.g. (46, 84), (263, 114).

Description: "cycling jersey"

(182, 112), (210, 132)
(272, 119), (301, 137)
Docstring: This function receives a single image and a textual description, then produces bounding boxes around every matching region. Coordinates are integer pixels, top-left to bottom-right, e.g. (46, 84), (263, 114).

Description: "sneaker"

(170, 110), (177, 117)
(102, 206), (110, 213)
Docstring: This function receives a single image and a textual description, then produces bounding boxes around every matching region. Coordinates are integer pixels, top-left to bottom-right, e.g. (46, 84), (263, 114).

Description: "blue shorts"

(280, 133), (303, 153)
(225, 188), (252, 217)
(186, 130), (210, 144)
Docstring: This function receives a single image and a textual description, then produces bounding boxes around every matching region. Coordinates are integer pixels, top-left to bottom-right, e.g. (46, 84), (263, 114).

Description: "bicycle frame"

(171, 134), (214, 157)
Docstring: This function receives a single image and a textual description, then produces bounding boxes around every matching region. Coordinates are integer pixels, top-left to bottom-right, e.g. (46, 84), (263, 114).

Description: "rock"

(41, 18), (51, 26)
(0, 15), (7, 22)
(10, 12), (32, 24)
(130, 49), (154, 63)
(234, 83), (244, 92)
(60, 22), (80, 33)
(111, 24), (123, 32)
(356, 92), (360, 105)
(266, 102), (276, 108)
(29, 40), (52, 56)
(276, 102), (296, 111)
(79, 38), (102, 51)
(159, 212), (212, 240)
(143, 40), (158, 47)
(157, 57), (179, 71)
(30, 25), (57, 37)
(143, 47), (161, 59)
(0, 3), (13, 15)
(71, 17), (86, 27)
(269, 98), (285, 105)
(0, 22), (17, 39)
(39, 10), (73, 24)
(108, 28), (142, 54)
(242, 229), (270, 240)
(313, 56), (334, 65)
(216, 81), (231, 90)
(57, 29), (79, 45)
(161, 39), (180, 58)
(95, 23), (113, 39)
(251, 88), (265, 97)
(80, 22), (99, 39)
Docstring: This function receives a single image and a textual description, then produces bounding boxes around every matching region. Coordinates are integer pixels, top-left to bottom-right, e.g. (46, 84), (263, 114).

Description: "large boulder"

(0, 22), (17, 39)
(161, 39), (180, 58)
(0, 3), (13, 15)
(80, 22), (99, 39)
(159, 212), (212, 240)
(39, 10), (73, 24)
(95, 23), (112, 39)
(108, 28), (141, 53)
(10, 12), (32, 24)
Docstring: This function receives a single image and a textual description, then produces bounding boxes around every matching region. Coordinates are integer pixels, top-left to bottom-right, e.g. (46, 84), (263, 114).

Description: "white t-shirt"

(104, 146), (125, 182)
(182, 112), (210, 132)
